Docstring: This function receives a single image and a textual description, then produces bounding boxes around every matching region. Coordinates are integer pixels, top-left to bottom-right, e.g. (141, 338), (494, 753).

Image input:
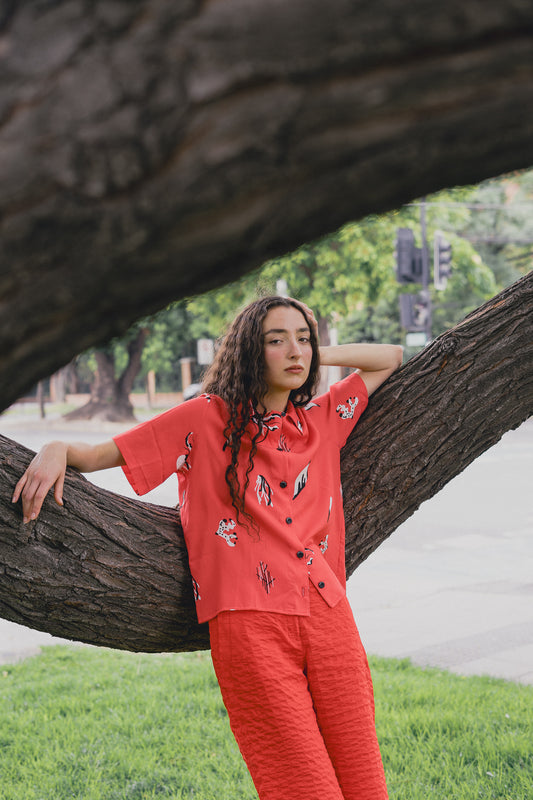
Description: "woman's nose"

(288, 337), (302, 357)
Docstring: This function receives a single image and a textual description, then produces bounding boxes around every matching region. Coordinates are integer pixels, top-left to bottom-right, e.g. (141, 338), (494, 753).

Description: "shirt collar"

(252, 400), (302, 432)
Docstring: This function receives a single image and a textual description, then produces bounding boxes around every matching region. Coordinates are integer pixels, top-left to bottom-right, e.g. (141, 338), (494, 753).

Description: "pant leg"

(209, 609), (345, 800)
(303, 588), (389, 800)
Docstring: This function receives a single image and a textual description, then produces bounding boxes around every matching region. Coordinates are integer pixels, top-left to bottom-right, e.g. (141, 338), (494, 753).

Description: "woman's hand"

(290, 298), (319, 341)
(12, 441), (68, 524)
(319, 342), (403, 396)
(12, 438), (124, 524)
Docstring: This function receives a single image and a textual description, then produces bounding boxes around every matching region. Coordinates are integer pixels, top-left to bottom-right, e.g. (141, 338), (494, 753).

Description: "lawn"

(0, 646), (531, 799)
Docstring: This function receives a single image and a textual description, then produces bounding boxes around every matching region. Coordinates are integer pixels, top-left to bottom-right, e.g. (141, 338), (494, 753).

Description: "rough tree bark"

(1, 272), (531, 653)
(64, 327), (149, 422)
(2, 0), (533, 410)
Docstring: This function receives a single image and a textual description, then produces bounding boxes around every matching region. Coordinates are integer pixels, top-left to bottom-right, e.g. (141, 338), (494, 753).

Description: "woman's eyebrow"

(263, 326), (310, 336)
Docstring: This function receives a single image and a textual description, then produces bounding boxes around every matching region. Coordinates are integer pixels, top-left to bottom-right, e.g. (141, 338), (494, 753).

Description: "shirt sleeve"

(113, 395), (209, 496)
(314, 370), (369, 448)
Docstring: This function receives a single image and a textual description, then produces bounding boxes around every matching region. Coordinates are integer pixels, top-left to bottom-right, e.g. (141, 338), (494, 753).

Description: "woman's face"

(261, 305), (313, 408)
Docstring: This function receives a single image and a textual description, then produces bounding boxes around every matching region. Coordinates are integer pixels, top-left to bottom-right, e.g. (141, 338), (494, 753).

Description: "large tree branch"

(1, 272), (531, 653)
(2, 0), (533, 409)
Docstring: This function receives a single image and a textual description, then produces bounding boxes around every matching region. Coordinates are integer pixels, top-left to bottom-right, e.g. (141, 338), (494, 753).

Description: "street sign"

(399, 293), (429, 332)
(197, 338), (214, 365)
(405, 332), (428, 347)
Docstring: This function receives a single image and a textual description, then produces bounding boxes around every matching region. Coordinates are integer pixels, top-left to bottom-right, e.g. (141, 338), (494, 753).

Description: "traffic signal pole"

(396, 202), (452, 345)
(419, 198), (432, 342)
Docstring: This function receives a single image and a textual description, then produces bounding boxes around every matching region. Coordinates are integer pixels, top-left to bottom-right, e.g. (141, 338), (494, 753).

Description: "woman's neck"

(258, 390), (290, 416)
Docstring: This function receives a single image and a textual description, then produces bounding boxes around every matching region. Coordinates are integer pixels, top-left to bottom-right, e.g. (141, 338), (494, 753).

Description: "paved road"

(1, 410), (532, 684)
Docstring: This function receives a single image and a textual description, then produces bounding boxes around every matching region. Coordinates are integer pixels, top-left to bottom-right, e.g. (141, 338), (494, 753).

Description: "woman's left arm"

(319, 343), (403, 396)
(293, 299), (403, 397)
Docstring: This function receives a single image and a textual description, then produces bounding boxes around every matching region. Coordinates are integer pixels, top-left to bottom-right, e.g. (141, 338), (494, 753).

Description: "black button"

(286, 517), (292, 525)
(280, 481), (287, 488)
(296, 551), (304, 559)
(318, 581), (325, 589)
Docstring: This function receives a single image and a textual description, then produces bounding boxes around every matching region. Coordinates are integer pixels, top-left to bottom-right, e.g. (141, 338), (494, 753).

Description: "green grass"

(372, 658), (532, 799)
(0, 647), (531, 799)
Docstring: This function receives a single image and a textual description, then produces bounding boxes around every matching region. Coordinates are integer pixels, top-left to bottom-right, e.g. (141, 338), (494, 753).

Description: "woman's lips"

(285, 366), (304, 373)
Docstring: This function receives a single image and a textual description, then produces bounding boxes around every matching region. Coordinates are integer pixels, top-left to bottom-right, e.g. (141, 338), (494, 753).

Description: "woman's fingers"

(13, 471), (37, 523)
(19, 474), (47, 523)
(289, 297), (319, 335)
(12, 445), (67, 523)
(24, 475), (54, 522)
(53, 473), (65, 508)
(11, 472), (27, 504)
(302, 305), (319, 337)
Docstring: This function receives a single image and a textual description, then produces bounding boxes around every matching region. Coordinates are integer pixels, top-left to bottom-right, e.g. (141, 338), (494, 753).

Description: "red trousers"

(209, 585), (388, 800)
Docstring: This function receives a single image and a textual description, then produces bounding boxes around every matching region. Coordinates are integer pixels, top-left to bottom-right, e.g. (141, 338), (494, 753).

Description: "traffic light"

(399, 293), (430, 332)
(434, 232), (452, 290)
(395, 228), (422, 284)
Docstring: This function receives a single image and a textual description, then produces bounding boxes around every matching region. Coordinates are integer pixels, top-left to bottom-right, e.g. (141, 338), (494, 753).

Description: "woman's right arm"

(12, 440), (124, 524)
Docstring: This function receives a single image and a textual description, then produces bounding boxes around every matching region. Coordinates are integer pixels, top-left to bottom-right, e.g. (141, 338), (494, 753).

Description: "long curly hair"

(202, 296), (321, 533)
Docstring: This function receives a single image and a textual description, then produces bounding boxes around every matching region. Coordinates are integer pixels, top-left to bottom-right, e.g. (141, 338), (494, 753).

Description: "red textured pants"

(209, 585), (388, 800)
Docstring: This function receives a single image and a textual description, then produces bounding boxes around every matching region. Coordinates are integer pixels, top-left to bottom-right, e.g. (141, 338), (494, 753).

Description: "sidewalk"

(1, 411), (532, 683)
(346, 417), (533, 684)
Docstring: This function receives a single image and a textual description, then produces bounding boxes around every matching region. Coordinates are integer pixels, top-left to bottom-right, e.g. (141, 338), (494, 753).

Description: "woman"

(13, 296), (402, 800)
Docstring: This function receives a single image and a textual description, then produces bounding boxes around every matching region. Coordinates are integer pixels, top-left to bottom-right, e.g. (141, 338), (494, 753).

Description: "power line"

(460, 236), (533, 244)
(406, 201), (533, 210)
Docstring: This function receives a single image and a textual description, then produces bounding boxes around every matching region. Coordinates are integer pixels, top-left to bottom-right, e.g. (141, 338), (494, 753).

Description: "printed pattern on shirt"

(252, 411), (280, 433)
(215, 518), (238, 547)
(277, 433), (290, 452)
(336, 396), (359, 419)
(263, 419), (280, 432)
(320, 534), (329, 554)
(255, 474), (274, 506)
(293, 462), (310, 499)
(256, 561), (275, 594)
(192, 576), (201, 601)
(176, 431), (193, 472)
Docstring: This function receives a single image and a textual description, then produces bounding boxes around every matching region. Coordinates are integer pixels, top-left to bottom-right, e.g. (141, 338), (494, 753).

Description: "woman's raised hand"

(12, 441), (68, 524)
(290, 298), (319, 340)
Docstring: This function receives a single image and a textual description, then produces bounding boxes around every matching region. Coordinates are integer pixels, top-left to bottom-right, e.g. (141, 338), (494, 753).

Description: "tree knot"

(438, 334), (458, 355)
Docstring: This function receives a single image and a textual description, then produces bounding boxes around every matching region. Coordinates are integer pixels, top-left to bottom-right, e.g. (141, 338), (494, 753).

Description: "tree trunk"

(64, 328), (149, 422)
(2, 0), (533, 411)
(1, 273), (531, 654)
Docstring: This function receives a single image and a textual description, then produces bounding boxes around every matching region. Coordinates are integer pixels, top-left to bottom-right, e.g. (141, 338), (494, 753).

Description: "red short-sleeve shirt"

(114, 371), (368, 623)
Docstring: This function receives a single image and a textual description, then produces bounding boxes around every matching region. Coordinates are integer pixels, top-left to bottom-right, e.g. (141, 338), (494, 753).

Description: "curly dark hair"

(202, 296), (321, 534)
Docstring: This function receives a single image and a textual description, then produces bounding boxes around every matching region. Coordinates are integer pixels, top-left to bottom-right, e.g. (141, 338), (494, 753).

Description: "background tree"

(187, 183), (503, 354)
(139, 302), (200, 393)
(64, 325), (149, 422)
(59, 178), (511, 417)
(59, 302), (199, 420)
(463, 170), (533, 286)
